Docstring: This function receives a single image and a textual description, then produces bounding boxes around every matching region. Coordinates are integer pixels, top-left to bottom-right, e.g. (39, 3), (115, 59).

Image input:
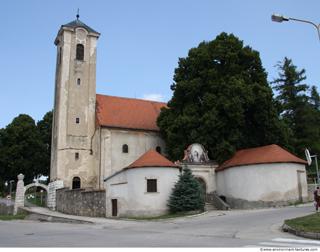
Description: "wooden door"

(112, 199), (117, 217)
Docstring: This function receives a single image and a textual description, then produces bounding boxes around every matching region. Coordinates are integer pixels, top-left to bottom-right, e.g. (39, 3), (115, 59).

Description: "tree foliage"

(0, 112), (53, 187)
(158, 33), (290, 163)
(168, 167), (204, 213)
(36, 110), (53, 179)
(272, 58), (320, 158)
(310, 85), (320, 110)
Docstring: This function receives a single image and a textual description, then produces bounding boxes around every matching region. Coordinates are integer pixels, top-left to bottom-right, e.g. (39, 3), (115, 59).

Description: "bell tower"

(50, 16), (100, 189)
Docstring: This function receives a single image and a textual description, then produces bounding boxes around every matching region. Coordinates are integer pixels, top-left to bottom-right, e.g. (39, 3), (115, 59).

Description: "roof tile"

(96, 94), (166, 131)
(126, 150), (179, 169)
(216, 144), (307, 172)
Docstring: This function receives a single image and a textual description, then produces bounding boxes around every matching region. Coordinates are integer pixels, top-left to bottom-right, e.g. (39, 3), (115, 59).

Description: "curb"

(185, 211), (209, 218)
(22, 208), (94, 224)
(282, 224), (320, 240)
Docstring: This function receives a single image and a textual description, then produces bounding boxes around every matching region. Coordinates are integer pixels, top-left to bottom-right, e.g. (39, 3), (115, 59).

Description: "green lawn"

(25, 192), (46, 207)
(285, 212), (320, 233)
(0, 214), (27, 221)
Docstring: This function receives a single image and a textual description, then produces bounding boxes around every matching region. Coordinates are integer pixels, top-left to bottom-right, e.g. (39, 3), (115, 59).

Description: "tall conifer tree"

(168, 167), (204, 213)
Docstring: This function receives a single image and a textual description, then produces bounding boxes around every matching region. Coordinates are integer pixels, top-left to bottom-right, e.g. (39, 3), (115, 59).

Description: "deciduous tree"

(158, 33), (290, 163)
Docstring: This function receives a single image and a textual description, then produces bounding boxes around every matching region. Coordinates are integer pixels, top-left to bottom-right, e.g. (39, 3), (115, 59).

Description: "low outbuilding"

(104, 150), (180, 217)
(216, 144), (308, 208)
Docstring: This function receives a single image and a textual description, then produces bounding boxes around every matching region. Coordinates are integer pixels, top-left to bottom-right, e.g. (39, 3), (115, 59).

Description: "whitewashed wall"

(105, 167), (180, 217)
(216, 163), (308, 207)
(100, 128), (165, 184)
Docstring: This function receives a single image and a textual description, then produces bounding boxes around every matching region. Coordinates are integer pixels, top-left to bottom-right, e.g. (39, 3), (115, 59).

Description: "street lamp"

(271, 14), (320, 42)
(9, 180), (14, 198)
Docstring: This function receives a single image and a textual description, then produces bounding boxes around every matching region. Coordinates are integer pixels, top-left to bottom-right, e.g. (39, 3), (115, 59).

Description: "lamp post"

(9, 180), (14, 198)
(271, 14), (320, 42)
(40, 190), (43, 206)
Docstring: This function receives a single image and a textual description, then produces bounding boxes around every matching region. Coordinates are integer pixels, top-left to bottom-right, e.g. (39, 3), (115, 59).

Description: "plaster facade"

(99, 128), (165, 184)
(50, 24), (100, 189)
(105, 167), (180, 217)
(216, 163), (308, 208)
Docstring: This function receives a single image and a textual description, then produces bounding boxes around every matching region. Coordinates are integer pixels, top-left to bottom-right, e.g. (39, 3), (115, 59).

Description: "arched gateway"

(25, 182), (48, 194)
(13, 174), (63, 215)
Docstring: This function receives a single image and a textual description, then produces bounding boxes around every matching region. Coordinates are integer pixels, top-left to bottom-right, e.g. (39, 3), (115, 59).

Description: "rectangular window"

(77, 78), (81, 85)
(76, 118), (80, 124)
(147, 179), (157, 193)
(75, 152), (79, 160)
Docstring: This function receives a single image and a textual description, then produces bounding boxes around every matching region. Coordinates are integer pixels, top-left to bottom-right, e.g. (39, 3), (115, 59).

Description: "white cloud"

(141, 93), (165, 102)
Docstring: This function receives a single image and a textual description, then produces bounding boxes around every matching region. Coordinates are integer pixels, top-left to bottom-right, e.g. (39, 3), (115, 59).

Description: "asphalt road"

(0, 204), (320, 247)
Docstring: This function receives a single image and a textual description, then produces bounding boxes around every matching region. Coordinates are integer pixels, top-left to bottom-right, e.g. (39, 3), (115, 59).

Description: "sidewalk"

(21, 206), (220, 224)
(21, 206), (121, 224)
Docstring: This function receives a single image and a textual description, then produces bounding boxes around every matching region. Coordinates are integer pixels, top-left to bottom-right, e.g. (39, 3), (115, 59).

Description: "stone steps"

(204, 202), (217, 211)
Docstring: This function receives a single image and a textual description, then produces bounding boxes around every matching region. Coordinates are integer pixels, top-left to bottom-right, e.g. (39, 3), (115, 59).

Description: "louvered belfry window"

(76, 44), (84, 60)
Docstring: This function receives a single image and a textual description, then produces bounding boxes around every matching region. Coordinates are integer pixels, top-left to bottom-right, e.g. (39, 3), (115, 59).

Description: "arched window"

(76, 44), (84, 61)
(72, 177), (81, 189)
(156, 146), (161, 154)
(122, 144), (128, 153)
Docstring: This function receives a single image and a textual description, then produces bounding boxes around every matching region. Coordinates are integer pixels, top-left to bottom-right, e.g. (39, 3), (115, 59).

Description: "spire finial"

(76, 8), (80, 20)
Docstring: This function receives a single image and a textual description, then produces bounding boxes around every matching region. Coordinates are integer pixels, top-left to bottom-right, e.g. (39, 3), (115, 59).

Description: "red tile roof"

(126, 150), (180, 169)
(96, 94), (166, 131)
(216, 144), (307, 172)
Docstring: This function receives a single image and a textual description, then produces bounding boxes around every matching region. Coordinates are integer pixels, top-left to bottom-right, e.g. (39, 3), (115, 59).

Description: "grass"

(25, 192), (46, 207)
(285, 212), (320, 233)
(0, 214), (27, 221)
(123, 210), (203, 221)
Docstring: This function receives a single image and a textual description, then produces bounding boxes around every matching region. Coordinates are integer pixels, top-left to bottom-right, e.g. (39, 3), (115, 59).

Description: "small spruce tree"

(168, 167), (205, 213)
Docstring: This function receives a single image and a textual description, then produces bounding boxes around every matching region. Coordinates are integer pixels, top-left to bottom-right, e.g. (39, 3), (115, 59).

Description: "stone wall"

(47, 180), (64, 210)
(223, 196), (309, 209)
(56, 188), (106, 217)
(0, 200), (14, 215)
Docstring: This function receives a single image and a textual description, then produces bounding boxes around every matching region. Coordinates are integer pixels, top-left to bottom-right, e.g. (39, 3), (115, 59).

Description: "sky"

(1, 0), (320, 128)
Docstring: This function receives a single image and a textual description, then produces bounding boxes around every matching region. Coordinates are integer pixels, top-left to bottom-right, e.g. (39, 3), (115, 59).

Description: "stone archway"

(14, 174), (64, 214)
(14, 174), (49, 214)
(24, 182), (48, 207)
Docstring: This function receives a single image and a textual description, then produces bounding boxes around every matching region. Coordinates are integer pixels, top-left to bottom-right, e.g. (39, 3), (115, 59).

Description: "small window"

(122, 144), (128, 153)
(75, 152), (79, 160)
(76, 118), (80, 124)
(77, 78), (81, 85)
(147, 179), (157, 192)
(156, 146), (161, 154)
(76, 44), (84, 61)
(72, 177), (81, 189)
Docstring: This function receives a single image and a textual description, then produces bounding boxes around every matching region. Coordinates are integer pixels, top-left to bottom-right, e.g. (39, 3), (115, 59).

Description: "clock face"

(76, 29), (87, 41)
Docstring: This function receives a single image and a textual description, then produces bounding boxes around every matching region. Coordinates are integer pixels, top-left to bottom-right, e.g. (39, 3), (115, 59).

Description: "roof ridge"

(126, 149), (179, 169)
(96, 93), (167, 105)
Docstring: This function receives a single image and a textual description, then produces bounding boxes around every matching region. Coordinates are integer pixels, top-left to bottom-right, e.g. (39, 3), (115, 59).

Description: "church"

(49, 17), (309, 217)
